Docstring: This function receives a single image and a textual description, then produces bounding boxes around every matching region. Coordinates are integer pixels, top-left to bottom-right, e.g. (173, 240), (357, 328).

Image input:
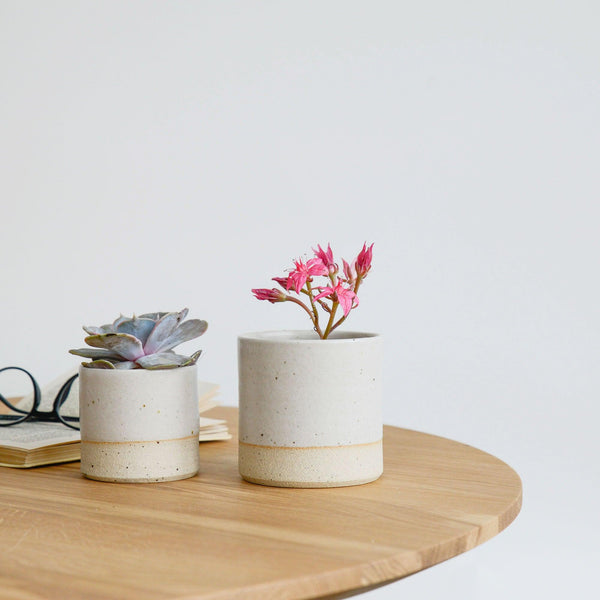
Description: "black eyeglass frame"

(0, 366), (80, 430)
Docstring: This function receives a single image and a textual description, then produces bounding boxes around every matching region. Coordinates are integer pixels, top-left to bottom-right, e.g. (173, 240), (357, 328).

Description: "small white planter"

(238, 331), (383, 488)
(79, 365), (200, 483)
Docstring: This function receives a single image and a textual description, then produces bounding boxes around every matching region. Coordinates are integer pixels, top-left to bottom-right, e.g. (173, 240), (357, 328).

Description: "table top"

(0, 406), (522, 600)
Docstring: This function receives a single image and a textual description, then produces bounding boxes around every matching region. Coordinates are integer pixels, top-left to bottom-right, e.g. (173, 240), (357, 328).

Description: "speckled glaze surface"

(79, 365), (200, 483)
(238, 331), (383, 487)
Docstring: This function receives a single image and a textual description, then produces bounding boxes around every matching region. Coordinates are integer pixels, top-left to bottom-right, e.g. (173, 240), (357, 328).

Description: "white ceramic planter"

(238, 331), (383, 488)
(79, 365), (200, 483)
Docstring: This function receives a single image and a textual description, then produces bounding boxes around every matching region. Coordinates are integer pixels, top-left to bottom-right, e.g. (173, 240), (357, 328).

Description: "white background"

(1, 1), (598, 598)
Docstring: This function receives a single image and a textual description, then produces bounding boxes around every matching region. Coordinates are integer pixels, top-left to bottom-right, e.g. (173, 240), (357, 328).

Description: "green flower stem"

(322, 300), (339, 339)
(328, 310), (346, 335)
(328, 275), (364, 336)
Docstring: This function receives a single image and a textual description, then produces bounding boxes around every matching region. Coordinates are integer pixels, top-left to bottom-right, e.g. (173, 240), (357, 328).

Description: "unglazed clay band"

(80, 436), (200, 483)
(239, 439), (383, 451)
(239, 439), (383, 488)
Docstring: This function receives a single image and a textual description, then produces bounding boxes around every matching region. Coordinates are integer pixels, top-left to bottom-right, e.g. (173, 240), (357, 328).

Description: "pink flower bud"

(342, 258), (356, 284)
(252, 288), (286, 303)
(272, 276), (289, 290)
(355, 243), (374, 277)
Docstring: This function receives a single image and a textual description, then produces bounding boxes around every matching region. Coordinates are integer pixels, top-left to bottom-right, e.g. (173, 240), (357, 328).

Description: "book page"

(0, 421), (80, 450)
(198, 382), (220, 412)
(200, 417), (226, 427)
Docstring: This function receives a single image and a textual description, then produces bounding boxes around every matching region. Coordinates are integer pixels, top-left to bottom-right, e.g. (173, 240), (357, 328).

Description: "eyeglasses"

(0, 366), (80, 430)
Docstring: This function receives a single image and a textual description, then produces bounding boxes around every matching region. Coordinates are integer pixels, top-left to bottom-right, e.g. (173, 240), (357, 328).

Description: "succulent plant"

(69, 309), (207, 369)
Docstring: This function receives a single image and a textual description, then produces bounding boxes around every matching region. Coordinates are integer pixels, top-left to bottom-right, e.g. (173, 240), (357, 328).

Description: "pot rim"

(238, 330), (380, 343)
(78, 363), (198, 376)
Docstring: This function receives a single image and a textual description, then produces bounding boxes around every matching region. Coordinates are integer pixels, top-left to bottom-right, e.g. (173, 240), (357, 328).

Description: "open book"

(0, 372), (230, 469)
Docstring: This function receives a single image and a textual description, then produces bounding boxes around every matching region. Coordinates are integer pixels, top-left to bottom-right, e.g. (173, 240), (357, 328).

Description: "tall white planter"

(238, 331), (383, 488)
(79, 365), (200, 483)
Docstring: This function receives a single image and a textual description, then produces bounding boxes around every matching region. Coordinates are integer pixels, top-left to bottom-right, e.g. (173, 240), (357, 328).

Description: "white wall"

(1, 2), (598, 598)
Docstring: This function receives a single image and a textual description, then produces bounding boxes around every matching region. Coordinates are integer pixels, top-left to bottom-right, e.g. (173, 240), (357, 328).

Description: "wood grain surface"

(0, 407), (522, 600)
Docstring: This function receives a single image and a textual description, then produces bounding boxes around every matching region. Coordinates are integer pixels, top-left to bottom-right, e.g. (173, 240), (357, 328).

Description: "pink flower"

(286, 258), (328, 293)
(315, 280), (359, 317)
(312, 243), (337, 274)
(252, 288), (286, 303)
(356, 243), (374, 277)
(342, 258), (356, 284)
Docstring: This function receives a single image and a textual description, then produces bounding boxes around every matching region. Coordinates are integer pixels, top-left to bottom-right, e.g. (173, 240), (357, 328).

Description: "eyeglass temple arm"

(53, 373), (79, 411)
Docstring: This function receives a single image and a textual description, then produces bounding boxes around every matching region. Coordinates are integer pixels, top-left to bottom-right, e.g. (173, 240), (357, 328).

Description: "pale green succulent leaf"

(157, 320), (208, 353)
(82, 359), (117, 369)
(112, 314), (129, 329)
(83, 326), (103, 335)
(85, 333), (144, 361)
(113, 361), (138, 370)
(116, 317), (155, 346)
(143, 309), (188, 354)
(185, 350), (202, 366)
(83, 324), (115, 335)
(69, 348), (122, 360)
(135, 351), (194, 369)
(138, 311), (168, 321)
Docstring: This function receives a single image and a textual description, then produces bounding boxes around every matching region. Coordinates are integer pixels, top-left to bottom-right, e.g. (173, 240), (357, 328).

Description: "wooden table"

(0, 407), (521, 600)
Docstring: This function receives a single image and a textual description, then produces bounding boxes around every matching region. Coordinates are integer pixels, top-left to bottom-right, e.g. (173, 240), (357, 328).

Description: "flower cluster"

(252, 243), (373, 339)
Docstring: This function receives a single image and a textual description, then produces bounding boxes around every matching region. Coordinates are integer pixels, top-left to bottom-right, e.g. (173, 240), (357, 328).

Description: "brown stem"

(305, 280), (323, 336)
